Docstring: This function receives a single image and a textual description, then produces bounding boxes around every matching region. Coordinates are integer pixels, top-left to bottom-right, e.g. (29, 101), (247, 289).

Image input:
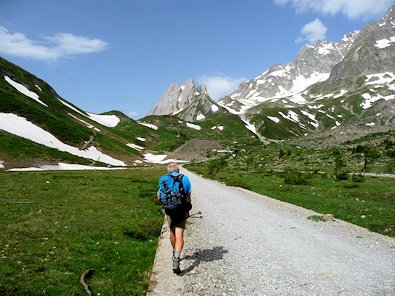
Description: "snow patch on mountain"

(186, 122), (201, 130)
(127, 143), (144, 151)
(196, 114), (205, 121)
(68, 113), (100, 132)
(59, 99), (86, 116)
(138, 122), (158, 130)
(360, 92), (395, 109)
(267, 116), (280, 123)
(86, 112), (120, 128)
(374, 37), (395, 49)
(143, 153), (188, 164)
(291, 72), (330, 95)
(211, 125), (224, 131)
(365, 73), (395, 86)
(334, 90), (348, 98)
(0, 113), (126, 166)
(62, 101), (119, 128)
(279, 111), (299, 123)
(9, 163), (126, 172)
(5, 76), (47, 107)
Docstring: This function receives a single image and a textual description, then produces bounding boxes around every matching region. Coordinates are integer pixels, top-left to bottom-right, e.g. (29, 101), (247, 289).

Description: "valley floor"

(148, 168), (395, 295)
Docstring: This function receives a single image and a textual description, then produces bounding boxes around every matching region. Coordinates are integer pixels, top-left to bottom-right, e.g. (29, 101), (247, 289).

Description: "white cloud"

(197, 75), (246, 100)
(273, 0), (394, 20)
(0, 26), (108, 61)
(296, 19), (327, 44)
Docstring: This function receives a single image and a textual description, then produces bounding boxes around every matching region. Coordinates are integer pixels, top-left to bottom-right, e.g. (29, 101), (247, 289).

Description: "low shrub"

(352, 174), (365, 183)
(284, 169), (311, 185)
(335, 168), (349, 180)
(343, 183), (360, 189)
(224, 178), (252, 190)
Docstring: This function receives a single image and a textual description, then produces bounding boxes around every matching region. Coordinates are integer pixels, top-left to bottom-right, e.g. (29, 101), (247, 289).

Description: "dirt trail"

(147, 168), (395, 295)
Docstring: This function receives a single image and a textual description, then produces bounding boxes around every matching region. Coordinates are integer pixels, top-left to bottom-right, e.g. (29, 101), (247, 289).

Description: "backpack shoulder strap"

(175, 174), (186, 195)
(161, 174), (174, 191)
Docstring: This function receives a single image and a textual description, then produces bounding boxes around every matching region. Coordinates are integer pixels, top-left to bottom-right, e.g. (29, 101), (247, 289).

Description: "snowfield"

(267, 116), (280, 123)
(196, 114), (205, 121)
(126, 143), (144, 151)
(59, 99), (86, 116)
(0, 113), (126, 166)
(143, 153), (188, 164)
(59, 99), (120, 127)
(374, 36), (395, 48)
(365, 72), (395, 85)
(211, 125), (224, 131)
(186, 122), (201, 130)
(68, 113), (100, 132)
(9, 163), (126, 172)
(360, 91), (395, 109)
(138, 122), (158, 130)
(5, 76), (47, 107)
(86, 112), (120, 128)
(211, 104), (219, 112)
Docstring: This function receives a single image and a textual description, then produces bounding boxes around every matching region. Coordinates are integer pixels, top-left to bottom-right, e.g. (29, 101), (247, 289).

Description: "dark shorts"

(166, 211), (188, 229)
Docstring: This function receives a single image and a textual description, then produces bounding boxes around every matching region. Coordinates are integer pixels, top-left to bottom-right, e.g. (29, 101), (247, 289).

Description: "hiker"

(157, 162), (192, 274)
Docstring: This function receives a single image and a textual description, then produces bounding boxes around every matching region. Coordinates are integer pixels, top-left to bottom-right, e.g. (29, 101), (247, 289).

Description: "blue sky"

(1, 0), (394, 119)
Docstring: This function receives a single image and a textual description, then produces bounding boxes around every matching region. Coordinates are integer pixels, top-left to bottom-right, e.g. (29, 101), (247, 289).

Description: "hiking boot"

(172, 256), (181, 274)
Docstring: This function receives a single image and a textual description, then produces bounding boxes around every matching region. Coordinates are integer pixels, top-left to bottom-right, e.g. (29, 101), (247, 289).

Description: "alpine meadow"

(1, 2), (395, 295)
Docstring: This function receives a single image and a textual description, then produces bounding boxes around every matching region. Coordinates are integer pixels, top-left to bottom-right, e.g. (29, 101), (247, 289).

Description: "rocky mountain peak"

(148, 79), (200, 116)
(379, 4), (395, 32)
(147, 79), (223, 121)
(218, 30), (359, 114)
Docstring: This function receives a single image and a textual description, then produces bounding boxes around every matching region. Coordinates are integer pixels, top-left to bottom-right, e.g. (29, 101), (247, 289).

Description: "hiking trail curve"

(147, 168), (394, 296)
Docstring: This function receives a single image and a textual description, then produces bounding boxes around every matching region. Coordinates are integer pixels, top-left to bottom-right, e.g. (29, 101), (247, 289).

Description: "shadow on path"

(180, 246), (228, 276)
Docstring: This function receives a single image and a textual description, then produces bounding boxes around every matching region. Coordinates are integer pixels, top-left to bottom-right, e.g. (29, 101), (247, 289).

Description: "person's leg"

(166, 214), (176, 254)
(169, 226), (176, 251)
(172, 224), (186, 274)
(174, 227), (184, 254)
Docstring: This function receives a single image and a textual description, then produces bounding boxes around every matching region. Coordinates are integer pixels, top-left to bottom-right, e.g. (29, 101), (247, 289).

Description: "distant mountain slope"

(0, 57), (260, 169)
(138, 113), (260, 153)
(218, 31), (359, 114)
(0, 57), (159, 168)
(217, 5), (395, 141)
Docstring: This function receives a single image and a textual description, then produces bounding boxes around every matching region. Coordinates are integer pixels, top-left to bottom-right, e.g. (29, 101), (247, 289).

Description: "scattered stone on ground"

(166, 139), (224, 161)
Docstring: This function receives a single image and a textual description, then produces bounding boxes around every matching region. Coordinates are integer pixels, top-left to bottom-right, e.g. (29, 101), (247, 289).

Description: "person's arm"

(157, 176), (162, 201)
(187, 193), (191, 203)
(183, 176), (192, 203)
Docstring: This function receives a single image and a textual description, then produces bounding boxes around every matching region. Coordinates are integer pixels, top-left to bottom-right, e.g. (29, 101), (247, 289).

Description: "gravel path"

(148, 168), (395, 296)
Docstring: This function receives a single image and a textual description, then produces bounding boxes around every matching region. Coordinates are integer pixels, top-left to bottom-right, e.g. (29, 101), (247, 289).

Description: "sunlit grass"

(187, 161), (395, 237)
(0, 168), (164, 295)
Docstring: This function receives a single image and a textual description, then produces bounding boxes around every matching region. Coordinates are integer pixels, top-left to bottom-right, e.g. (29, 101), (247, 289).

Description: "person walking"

(157, 162), (192, 274)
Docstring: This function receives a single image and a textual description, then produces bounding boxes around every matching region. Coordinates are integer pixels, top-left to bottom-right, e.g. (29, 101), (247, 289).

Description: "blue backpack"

(160, 174), (191, 213)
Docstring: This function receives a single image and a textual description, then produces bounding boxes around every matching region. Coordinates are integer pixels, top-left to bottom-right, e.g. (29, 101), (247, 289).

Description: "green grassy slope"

(139, 113), (260, 152)
(186, 140), (395, 236)
(0, 168), (164, 295)
(0, 57), (157, 165)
